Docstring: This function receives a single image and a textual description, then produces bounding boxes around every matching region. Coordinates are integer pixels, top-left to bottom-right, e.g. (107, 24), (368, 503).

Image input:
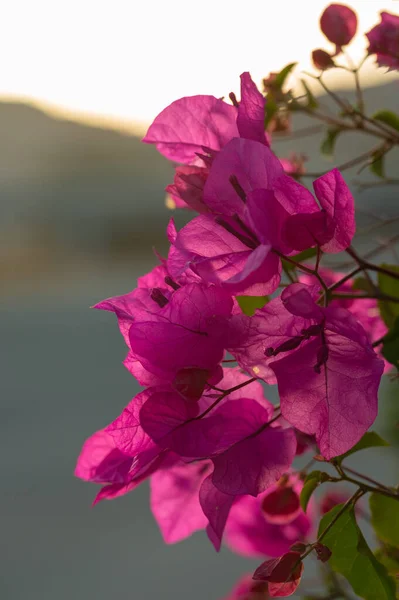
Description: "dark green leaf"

(321, 128), (340, 156)
(373, 110), (399, 133)
(335, 431), (389, 465)
(352, 277), (374, 294)
(370, 493), (399, 547)
(301, 79), (318, 109)
(370, 151), (385, 178)
(375, 546), (399, 576)
(282, 248), (318, 271)
(264, 94), (278, 129)
(382, 317), (399, 371)
(300, 470), (330, 512)
(236, 295), (269, 316)
(274, 62), (297, 89)
(378, 265), (399, 327)
(318, 505), (396, 600)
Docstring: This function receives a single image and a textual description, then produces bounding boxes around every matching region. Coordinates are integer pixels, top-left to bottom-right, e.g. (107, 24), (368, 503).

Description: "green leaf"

(301, 79), (318, 109)
(282, 248), (318, 271)
(378, 265), (399, 327)
(382, 317), (399, 370)
(236, 295), (269, 316)
(375, 546), (399, 576)
(373, 110), (399, 133)
(370, 151), (385, 178)
(370, 493), (399, 547)
(318, 505), (396, 600)
(264, 94), (278, 129)
(274, 62), (297, 89)
(300, 470), (330, 512)
(321, 128), (340, 156)
(335, 431), (389, 465)
(352, 276), (374, 294)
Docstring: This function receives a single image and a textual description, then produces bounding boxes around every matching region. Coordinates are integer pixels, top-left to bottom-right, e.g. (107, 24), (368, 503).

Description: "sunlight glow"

(1, 0), (398, 132)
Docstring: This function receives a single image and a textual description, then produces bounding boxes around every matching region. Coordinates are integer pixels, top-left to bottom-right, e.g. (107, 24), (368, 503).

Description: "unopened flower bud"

(314, 542), (332, 562)
(320, 3), (358, 48)
(312, 49), (335, 71)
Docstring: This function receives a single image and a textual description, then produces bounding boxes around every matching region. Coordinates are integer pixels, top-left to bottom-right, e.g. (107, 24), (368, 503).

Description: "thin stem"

(301, 143), (385, 178)
(342, 465), (394, 493)
(346, 246), (399, 282)
(327, 267), (362, 293)
(189, 376), (257, 423)
(274, 250), (328, 295)
(331, 291), (399, 303)
(332, 463), (399, 501)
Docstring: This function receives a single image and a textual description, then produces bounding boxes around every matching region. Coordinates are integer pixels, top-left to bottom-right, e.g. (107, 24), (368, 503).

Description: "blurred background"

(1, 1), (398, 599)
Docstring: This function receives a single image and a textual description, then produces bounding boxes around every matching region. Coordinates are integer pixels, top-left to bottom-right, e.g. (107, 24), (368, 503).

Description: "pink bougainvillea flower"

(366, 11), (399, 71)
(223, 576), (270, 600)
(128, 283), (234, 397)
(139, 369), (296, 551)
(140, 368), (271, 456)
(168, 137), (329, 295)
(271, 284), (384, 458)
(299, 268), (389, 371)
(140, 367), (296, 498)
(253, 551), (304, 597)
(143, 72), (267, 165)
(231, 283), (384, 458)
(225, 476), (312, 558)
(320, 3), (357, 51)
(283, 169), (355, 254)
(150, 460), (212, 544)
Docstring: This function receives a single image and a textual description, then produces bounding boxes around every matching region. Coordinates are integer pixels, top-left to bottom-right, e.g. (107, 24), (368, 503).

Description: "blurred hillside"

(1, 80), (398, 293)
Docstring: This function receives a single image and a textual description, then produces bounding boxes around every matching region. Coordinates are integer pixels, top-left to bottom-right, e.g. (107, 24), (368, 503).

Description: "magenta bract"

(366, 11), (399, 70)
(320, 3), (357, 49)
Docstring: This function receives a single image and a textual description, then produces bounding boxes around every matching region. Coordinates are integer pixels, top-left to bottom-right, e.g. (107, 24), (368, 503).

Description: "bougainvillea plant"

(76, 4), (399, 598)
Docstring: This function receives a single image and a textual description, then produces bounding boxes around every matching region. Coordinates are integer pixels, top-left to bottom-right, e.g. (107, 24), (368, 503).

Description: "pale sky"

(1, 0), (398, 132)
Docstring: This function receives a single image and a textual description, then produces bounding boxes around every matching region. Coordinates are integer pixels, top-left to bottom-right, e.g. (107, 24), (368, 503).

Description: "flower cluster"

(76, 3), (399, 598)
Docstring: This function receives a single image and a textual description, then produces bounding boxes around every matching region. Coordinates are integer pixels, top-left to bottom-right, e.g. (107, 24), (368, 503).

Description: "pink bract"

(150, 461), (212, 544)
(320, 3), (357, 49)
(231, 283), (384, 458)
(225, 476), (312, 558)
(299, 268), (389, 371)
(143, 72), (268, 165)
(366, 11), (399, 71)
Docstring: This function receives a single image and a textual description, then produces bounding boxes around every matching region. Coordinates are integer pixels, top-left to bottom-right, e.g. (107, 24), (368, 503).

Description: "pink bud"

(312, 49), (335, 71)
(314, 542), (332, 562)
(320, 4), (357, 48)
